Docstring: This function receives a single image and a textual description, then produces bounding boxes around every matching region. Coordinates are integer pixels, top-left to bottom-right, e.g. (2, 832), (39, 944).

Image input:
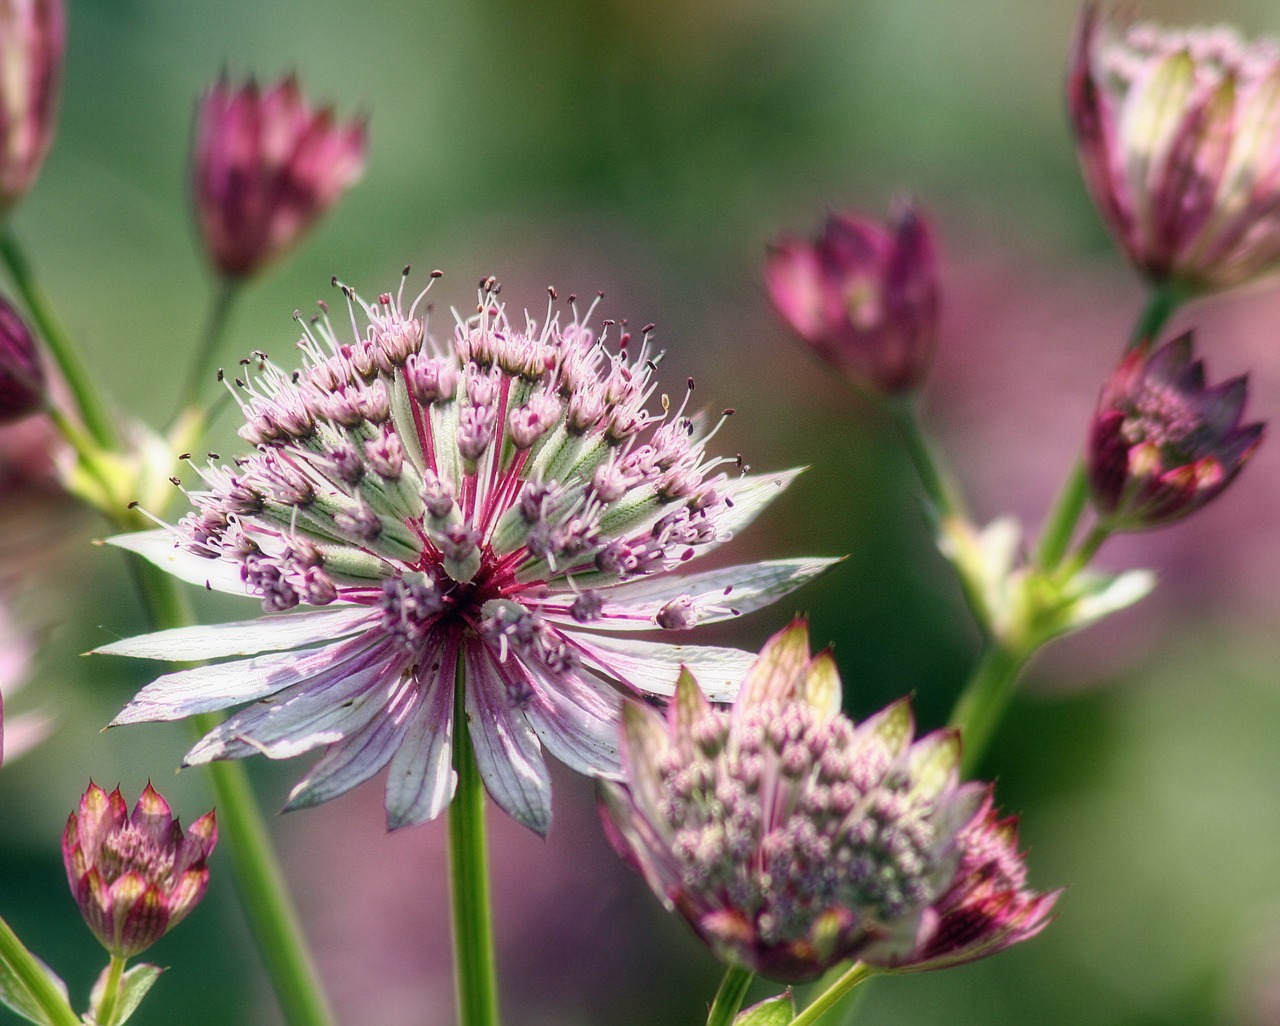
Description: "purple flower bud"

(766, 201), (939, 394)
(1069, 7), (1280, 293)
(1087, 333), (1264, 530)
(0, 0), (64, 214)
(192, 74), (367, 279)
(62, 782), (216, 958)
(0, 296), (44, 423)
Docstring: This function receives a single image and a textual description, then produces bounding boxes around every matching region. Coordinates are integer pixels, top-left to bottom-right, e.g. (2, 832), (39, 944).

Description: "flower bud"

(0, 296), (44, 423)
(766, 200), (938, 394)
(1087, 333), (1263, 530)
(192, 74), (367, 279)
(0, 0), (64, 214)
(62, 782), (216, 957)
(1069, 7), (1280, 293)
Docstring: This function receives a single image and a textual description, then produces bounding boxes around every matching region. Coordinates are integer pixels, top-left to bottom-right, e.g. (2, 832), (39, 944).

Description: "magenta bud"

(1087, 333), (1264, 531)
(0, 0), (65, 215)
(192, 74), (367, 279)
(0, 296), (45, 423)
(766, 200), (939, 395)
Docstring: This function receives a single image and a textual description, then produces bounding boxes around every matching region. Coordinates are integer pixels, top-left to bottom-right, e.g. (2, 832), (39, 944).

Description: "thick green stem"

(176, 277), (241, 418)
(948, 643), (1031, 777)
(0, 913), (80, 1026)
(705, 965), (754, 1026)
(882, 395), (967, 522)
(1128, 280), (1186, 351)
(129, 560), (336, 1026)
(789, 962), (874, 1026)
(0, 227), (119, 450)
(449, 653), (500, 1026)
(94, 954), (127, 1026)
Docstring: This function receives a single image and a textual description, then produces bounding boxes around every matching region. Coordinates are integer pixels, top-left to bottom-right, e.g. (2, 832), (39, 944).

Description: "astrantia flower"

(600, 620), (1057, 983)
(1088, 332), (1263, 530)
(0, 294), (45, 423)
(99, 273), (832, 834)
(765, 202), (938, 395)
(0, 0), (64, 215)
(1069, 7), (1280, 293)
(63, 782), (216, 958)
(192, 74), (367, 279)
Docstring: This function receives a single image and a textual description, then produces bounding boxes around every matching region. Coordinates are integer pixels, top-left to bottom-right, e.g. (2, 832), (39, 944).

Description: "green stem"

(0, 227), (119, 450)
(129, 560), (336, 1026)
(789, 962), (874, 1026)
(94, 954), (127, 1026)
(1058, 523), (1112, 583)
(1128, 280), (1185, 351)
(176, 277), (241, 418)
(948, 643), (1031, 777)
(705, 965), (754, 1026)
(449, 651), (500, 1026)
(0, 913), (80, 1026)
(882, 395), (967, 522)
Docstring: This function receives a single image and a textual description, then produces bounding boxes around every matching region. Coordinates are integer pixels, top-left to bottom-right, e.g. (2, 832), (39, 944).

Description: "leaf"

(88, 963), (163, 1026)
(733, 990), (795, 1026)
(0, 949), (71, 1026)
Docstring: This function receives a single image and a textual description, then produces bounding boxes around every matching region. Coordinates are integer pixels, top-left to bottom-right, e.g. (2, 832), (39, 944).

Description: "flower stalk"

(788, 963), (874, 1026)
(706, 966), (755, 1026)
(92, 954), (127, 1026)
(0, 913), (79, 1026)
(948, 642), (1031, 777)
(176, 275), (241, 419)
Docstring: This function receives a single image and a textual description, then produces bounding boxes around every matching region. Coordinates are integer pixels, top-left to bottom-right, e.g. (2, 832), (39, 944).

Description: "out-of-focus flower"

(0, 591), (50, 764)
(600, 620), (1056, 983)
(62, 782), (216, 958)
(765, 201), (938, 395)
(192, 74), (367, 279)
(0, 0), (64, 215)
(98, 274), (832, 835)
(0, 295), (45, 423)
(1088, 333), (1263, 531)
(1069, 7), (1280, 294)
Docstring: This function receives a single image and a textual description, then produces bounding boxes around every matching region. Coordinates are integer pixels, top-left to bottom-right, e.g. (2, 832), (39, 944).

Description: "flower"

(0, 295), (44, 423)
(1087, 333), (1263, 531)
(1068, 7), (1280, 293)
(0, 0), (64, 215)
(62, 782), (216, 958)
(192, 74), (367, 279)
(765, 201), (938, 394)
(98, 273), (832, 835)
(599, 620), (1057, 983)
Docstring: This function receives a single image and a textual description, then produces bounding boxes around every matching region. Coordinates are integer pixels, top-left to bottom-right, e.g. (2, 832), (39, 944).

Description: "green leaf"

(733, 990), (795, 1026)
(88, 964), (163, 1026)
(0, 952), (70, 1026)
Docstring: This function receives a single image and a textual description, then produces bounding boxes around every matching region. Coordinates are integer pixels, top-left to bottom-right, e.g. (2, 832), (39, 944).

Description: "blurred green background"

(3, 0), (1280, 1023)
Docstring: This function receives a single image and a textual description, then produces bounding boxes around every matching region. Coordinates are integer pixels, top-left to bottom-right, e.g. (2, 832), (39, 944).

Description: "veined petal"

(519, 660), (624, 778)
(567, 633), (754, 701)
(697, 468), (806, 551)
(384, 636), (458, 829)
(94, 606), (377, 661)
(105, 530), (252, 597)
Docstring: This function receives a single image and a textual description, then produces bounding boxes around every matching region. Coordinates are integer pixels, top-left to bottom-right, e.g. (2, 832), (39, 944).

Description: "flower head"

(1087, 333), (1263, 530)
(0, 295), (44, 423)
(765, 201), (938, 395)
(0, 0), (64, 215)
(1069, 7), (1280, 293)
(600, 620), (1056, 983)
(62, 782), (216, 958)
(192, 74), (367, 279)
(99, 273), (831, 835)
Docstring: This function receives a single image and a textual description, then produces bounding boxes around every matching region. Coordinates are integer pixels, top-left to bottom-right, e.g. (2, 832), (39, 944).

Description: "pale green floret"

(310, 542), (395, 582)
(388, 374), (426, 472)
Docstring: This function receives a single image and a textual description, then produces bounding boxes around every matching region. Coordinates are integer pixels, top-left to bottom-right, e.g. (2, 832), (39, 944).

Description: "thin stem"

(0, 913), (80, 1026)
(882, 394), (967, 522)
(176, 276), (241, 418)
(1058, 523), (1112, 583)
(94, 954), (127, 1026)
(0, 226), (118, 450)
(1128, 280), (1185, 351)
(789, 962), (874, 1026)
(705, 965), (755, 1026)
(449, 652), (500, 1026)
(129, 559), (336, 1026)
(948, 642), (1031, 777)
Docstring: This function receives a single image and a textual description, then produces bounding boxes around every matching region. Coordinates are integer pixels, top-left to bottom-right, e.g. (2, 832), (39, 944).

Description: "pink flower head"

(98, 273), (832, 835)
(0, 0), (64, 214)
(0, 295), (44, 423)
(1087, 332), (1263, 531)
(600, 620), (1057, 983)
(1069, 7), (1280, 293)
(62, 782), (216, 958)
(192, 74), (367, 279)
(766, 201), (938, 395)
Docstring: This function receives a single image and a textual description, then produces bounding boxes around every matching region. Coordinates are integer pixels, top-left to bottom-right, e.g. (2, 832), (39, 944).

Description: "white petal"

(519, 660), (623, 778)
(94, 606), (378, 661)
(105, 530), (253, 597)
(568, 634), (752, 702)
(699, 468), (806, 552)
(385, 639), (459, 829)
